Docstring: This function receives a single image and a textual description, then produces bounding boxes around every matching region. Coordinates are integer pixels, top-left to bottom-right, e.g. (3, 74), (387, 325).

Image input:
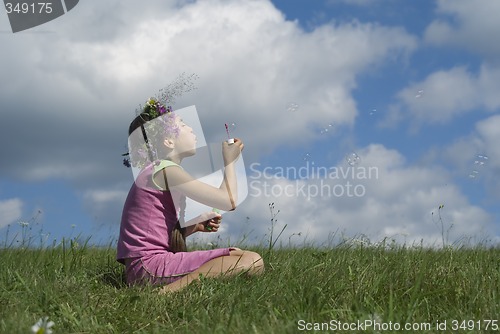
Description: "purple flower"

(158, 104), (167, 114)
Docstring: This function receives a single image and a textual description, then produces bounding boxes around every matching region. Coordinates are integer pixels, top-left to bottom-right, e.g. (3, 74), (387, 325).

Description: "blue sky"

(1, 0), (499, 248)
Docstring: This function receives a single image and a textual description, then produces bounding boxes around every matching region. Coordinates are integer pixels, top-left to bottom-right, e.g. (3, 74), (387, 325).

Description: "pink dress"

(117, 160), (231, 285)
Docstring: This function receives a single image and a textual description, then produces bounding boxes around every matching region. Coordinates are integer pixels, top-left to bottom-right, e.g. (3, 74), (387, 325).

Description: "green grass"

(1, 240), (499, 333)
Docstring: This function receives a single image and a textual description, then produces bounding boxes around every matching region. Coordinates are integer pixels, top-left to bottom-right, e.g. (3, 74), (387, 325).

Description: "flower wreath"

(122, 73), (199, 169)
(122, 98), (178, 169)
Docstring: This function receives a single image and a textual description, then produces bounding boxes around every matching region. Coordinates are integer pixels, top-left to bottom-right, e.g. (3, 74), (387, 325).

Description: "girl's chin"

(183, 148), (196, 157)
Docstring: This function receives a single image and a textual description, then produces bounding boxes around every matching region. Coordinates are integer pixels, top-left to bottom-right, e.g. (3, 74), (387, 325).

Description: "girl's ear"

(163, 138), (175, 149)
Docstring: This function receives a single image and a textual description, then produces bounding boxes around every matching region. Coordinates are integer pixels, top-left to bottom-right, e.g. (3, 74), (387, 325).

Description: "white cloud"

(396, 67), (477, 124)
(1, 0), (439, 245)
(474, 115), (500, 197)
(82, 189), (128, 224)
(84, 190), (127, 203)
(0, 0), (417, 185)
(209, 144), (496, 247)
(391, 0), (500, 131)
(476, 115), (500, 166)
(327, 0), (381, 6)
(438, 114), (500, 198)
(424, 0), (500, 59)
(386, 64), (500, 127)
(0, 198), (23, 229)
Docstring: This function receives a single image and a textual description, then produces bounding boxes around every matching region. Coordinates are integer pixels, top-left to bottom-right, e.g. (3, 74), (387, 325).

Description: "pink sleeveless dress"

(116, 160), (231, 285)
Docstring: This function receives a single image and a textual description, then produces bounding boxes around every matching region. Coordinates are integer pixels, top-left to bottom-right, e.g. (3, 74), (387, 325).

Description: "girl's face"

(171, 116), (197, 157)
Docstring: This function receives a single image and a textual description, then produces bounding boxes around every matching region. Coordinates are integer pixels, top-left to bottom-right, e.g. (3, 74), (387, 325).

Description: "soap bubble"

(286, 102), (299, 112)
(415, 90), (424, 98)
(369, 109), (377, 116)
(346, 152), (360, 166)
(320, 123), (333, 134)
(466, 154), (489, 179)
(302, 153), (315, 165)
(469, 170), (479, 179)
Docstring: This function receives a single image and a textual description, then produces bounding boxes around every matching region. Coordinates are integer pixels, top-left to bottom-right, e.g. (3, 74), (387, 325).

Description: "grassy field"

(1, 240), (499, 333)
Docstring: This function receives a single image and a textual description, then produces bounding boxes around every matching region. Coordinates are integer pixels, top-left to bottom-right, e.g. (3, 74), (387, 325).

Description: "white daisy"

(31, 316), (54, 334)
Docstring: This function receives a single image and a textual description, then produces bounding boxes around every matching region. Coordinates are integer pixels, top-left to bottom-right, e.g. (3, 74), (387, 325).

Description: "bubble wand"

(225, 123), (234, 144)
(207, 123), (233, 231)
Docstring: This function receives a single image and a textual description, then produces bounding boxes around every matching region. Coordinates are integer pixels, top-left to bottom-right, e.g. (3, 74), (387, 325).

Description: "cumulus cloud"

(380, 0), (500, 130)
(82, 189), (128, 225)
(424, 0), (500, 59)
(327, 0), (382, 6)
(434, 113), (500, 201)
(0, 0), (417, 178)
(383, 64), (500, 128)
(475, 115), (500, 197)
(197, 144), (496, 247)
(0, 198), (23, 229)
(0, 0), (417, 224)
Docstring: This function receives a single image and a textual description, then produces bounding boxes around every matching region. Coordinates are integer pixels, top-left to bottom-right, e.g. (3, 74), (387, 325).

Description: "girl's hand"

(195, 211), (222, 233)
(222, 138), (244, 166)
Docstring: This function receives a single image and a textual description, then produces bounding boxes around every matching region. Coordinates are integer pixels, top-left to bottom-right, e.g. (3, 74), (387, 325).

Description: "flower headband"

(122, 73), (199, 169)
(123, 98), (177, 169)
(143, 98), (173, 118)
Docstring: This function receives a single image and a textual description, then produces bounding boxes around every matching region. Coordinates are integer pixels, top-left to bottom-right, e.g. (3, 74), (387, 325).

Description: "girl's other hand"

(196, 211), (222, 233)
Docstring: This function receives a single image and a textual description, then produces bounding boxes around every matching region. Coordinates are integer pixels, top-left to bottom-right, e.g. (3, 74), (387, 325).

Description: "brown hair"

(129, 112), (187, 253)
(170, 222), (187, 253)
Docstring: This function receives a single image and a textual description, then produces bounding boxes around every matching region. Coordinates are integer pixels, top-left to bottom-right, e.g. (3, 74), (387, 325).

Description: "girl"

(117, 99), (264, 294)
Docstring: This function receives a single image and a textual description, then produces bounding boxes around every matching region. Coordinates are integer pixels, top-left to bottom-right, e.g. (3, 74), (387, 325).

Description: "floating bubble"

(468, 169), (479, 179)
(469, 171), (478, 178)
(468, 154), (488, 179)
(471, 154), (488, 174)
(286, 102), (299, 112)
(320, 123), (334, 134)
(369, 109), (377, 116)
(415, 90), (424, 98)
(302, 153), (315, 165)
(227, 122), (236, 130)
(346, 152), (360, 166)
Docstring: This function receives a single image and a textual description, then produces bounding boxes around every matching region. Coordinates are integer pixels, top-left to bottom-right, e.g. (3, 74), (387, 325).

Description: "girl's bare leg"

(158, 249), (264, 294)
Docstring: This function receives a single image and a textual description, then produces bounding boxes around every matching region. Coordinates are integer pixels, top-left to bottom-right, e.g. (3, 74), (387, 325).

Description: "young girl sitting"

(117, 98), (264, 293)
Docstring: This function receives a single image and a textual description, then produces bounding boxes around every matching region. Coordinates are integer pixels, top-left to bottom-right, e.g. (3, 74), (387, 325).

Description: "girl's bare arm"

(153, 139), (243, 211)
